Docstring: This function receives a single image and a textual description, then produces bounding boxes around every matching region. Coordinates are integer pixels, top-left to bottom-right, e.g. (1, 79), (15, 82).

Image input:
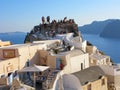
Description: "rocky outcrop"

(24, 17), (80, 43)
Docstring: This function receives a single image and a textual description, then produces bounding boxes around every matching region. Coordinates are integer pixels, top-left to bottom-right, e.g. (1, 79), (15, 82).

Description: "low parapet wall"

(0, 77), (8, 85)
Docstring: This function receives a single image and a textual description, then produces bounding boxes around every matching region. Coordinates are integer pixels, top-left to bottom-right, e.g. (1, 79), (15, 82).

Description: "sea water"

(82, 34), (120, 63)
(0, 32), (26, 44)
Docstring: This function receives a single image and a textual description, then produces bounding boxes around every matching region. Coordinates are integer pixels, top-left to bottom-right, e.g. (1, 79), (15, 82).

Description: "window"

(81, 63), (83, 70)
(87, 84), (91, 90)
(3, 49), (15, 58)
(102, 79), (105, 85)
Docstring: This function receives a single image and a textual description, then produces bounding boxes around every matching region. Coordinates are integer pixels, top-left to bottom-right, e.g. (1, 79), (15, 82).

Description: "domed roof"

(62, 74), (82, 90)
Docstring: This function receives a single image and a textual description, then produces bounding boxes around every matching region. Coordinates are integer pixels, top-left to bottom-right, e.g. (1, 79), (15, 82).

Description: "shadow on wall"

(29, 50), (40, 65)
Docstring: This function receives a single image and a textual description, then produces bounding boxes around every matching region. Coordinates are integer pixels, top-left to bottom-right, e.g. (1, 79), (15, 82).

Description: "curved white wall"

(62, 74), (82, 90)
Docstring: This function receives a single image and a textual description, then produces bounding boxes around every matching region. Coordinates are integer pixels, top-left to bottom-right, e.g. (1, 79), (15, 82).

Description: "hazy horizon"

(0, 0), (120, 33)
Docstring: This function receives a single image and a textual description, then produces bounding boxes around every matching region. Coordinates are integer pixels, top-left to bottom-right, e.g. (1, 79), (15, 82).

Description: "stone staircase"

(42, 70), (60, 89)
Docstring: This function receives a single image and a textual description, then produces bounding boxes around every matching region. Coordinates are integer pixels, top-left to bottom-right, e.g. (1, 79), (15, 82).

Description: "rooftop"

(57, 49), (85, 57)
(90, 53), (109, 60)
(99, 65), (120, 75)
(0, 43), (45, 49)
(72, 66), (105, 85)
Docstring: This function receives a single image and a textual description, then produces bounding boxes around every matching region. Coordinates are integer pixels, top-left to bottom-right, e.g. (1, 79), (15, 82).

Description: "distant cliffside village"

(0, 17), (120, 90)
(24, 16), (79, 43)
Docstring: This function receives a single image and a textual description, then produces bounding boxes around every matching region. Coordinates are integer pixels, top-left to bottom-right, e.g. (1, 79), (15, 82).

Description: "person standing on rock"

(47, 16), (50, 23)
(42, 16), (45, 24)
(63, 17), (67, 23)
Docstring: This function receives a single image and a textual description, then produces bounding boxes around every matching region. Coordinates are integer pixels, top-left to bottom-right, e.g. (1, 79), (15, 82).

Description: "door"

(81, 63), (83, 70)
(56, 58), (61, 70)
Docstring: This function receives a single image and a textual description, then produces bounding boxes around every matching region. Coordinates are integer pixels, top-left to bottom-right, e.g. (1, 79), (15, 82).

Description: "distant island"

(79, 19), (120, 38)
(0, 31), (26, 35)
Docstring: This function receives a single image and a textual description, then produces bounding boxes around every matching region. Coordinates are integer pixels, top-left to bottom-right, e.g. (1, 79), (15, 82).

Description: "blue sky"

(0, 0), (120, 32)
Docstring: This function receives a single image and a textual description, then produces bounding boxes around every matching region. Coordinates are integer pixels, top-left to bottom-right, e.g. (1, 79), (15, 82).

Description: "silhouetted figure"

(47, 16), (50, 23)
(63, 17), (67, 23)
(42, 16), (45, 24)
(69, 19), (72, 24)
(72, 19), (75, 23)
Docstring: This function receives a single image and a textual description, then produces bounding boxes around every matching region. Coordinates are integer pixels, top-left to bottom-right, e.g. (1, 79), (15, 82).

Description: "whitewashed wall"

(70, 53), (89, 73)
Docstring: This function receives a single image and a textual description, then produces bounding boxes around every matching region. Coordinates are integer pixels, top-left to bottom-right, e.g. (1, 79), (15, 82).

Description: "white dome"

(62, 74), (82, 90)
